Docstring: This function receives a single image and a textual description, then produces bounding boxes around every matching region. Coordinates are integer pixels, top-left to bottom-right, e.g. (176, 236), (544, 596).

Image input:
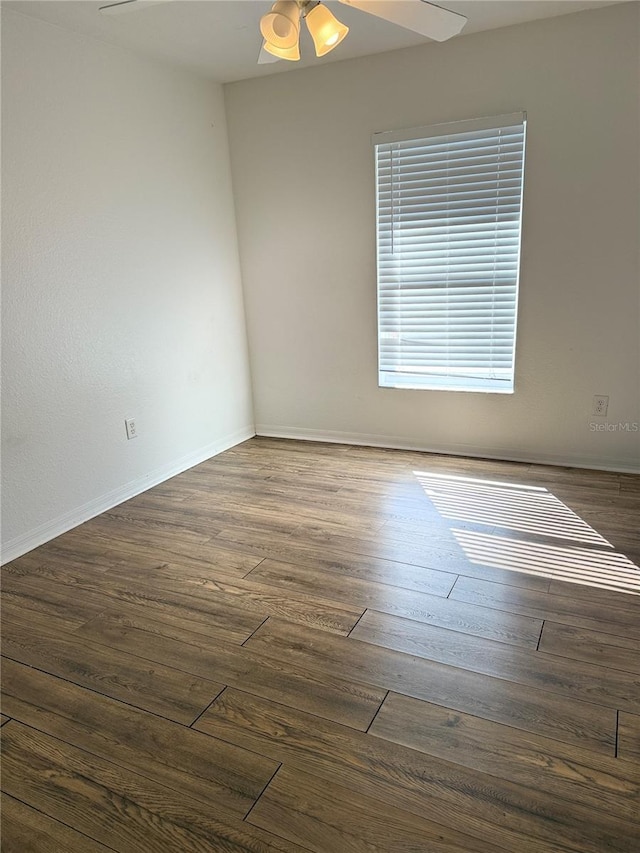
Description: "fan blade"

(258, 42), (281, 64)
(99, 0), (170, 15)
(99, 0), (140, 14)
(339, 0), (466, 42)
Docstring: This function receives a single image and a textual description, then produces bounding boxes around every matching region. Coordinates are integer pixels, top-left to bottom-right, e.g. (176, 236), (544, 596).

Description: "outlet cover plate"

(592, 395), (609, 417)
(125, 418), (137, 440)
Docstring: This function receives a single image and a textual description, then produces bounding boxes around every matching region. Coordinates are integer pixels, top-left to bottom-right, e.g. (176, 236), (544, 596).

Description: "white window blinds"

(374, 113), (526, 392)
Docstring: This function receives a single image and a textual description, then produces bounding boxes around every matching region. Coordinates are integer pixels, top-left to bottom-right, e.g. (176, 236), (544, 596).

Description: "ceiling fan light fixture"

(263, 39), (301, 61)
(260, 1), (301, 50)
(305, 3), (349, 57)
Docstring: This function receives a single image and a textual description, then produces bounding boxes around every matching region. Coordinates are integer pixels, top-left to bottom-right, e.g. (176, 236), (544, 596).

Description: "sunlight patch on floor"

(414, 471), (640, 594)
(453, 528), (640, 594)
(414, 472), (612, 547)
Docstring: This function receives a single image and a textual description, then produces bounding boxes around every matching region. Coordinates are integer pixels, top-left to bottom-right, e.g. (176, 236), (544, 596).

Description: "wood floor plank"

(1, 658), (278, 816)
(1, 576), (107, 628)
(52, 522), (263, 578)
(72, 610), (383, 730)
(2, 572), (258, 644)
(106, 499), (301, 538)
(196, 688), (636, 853)
(444, 529), (640, 594)
(521, 465), (622, 490)
(8, 556), (362, 637)
(104, 562), (363, 635)
(214, 522), (556, 592)
(348, 444), (530, 478)
(258, 528), (549, 580)
(1, 618), (223, 725)
(248, 559), (543, 648)
(619, 473), (640, 491)
(246, 545), (459, 597)
(66, 515), (207, 550)
(577, 510), (640, 552)
(372, 518), (611, 557)
(247, 765), (503, 853)
(450, 575), (640, 640)
(2, 599), (87, 635)
(1, 792), (113, 853)
(547, 575), (640, 604)
(290, 514), (443, 543)
(379, 497), (610, 551)
(3, 567), (267, 642)
(194, 475), (396, 526)
(349, 609), (640, 712)
(122, 500), (295, 536)
(1, 714), (11, 726)
(368, 692), (640, 824)
(539, 621), (640, 675)
(5, 547), (115, 578)
(8, 538), (162, 575)
(617, 712), (640, 762)
(102, 504), (226, 538)
(273, 522), (600, 589)
(72, 605), (244, 653)
(245, 618), (616, 753)
(180, 460), (343, 494)
(1, 722), (306, 853)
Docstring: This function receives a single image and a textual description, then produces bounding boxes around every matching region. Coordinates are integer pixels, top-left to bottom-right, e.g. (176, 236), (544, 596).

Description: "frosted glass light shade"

(263, 39), (301, 61)
(260, 1), (300, 49)
(305, 3), (348, 56)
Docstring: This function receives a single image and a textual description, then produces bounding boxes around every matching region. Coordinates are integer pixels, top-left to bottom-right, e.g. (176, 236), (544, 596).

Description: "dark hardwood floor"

(2, 436), (639, 852)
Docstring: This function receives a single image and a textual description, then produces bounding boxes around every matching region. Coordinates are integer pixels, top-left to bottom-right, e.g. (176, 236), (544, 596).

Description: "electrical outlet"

(125, 418), (138, 440)
(592, 395), (609, 417)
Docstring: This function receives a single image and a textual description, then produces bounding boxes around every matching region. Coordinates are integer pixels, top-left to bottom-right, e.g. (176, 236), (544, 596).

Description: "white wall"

(1, 10), (254, 560)
(225, 3), (640, 472)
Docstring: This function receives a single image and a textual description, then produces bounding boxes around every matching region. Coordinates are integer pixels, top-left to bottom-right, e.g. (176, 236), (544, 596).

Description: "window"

(374, 113), (526, 393)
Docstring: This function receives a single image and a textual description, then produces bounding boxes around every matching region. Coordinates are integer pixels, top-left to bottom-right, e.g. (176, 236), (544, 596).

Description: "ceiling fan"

(99, 0), (467, 64)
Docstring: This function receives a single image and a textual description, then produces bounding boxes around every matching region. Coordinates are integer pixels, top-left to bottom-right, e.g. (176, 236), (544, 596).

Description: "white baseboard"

(4, 422), (636, 565)
(255, 424), (640, 474)
(0, 426), (256, 565)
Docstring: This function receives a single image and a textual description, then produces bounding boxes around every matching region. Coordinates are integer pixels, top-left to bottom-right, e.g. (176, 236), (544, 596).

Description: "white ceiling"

(4, 0), (623, 83)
